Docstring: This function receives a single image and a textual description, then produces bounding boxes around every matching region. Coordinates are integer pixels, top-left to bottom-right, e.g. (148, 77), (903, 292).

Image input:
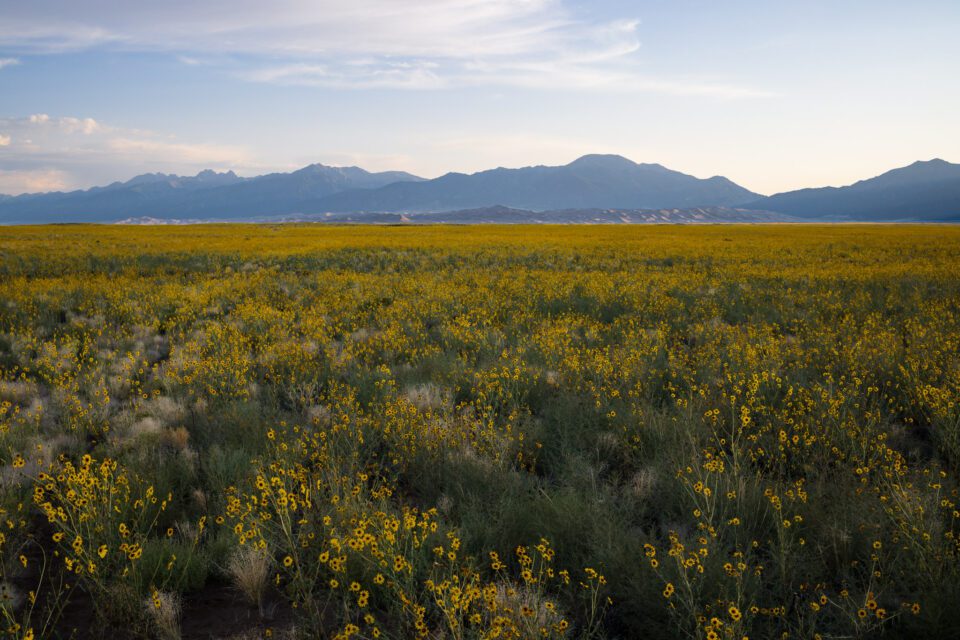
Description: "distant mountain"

(159, 165), (424, 220)
(0, 170), (247, 224)
(98, 169), (245, 192)
(0, 165), (424, 224)
(743, 159), (960, 221)
(4, 155), (959, 224)
(307, 154), (760, 213)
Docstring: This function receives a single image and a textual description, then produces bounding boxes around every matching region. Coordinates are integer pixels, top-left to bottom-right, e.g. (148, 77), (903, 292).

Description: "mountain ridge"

(745, 158), (960, 221)
(0, 165), (425, 224)
(1, 156), (959, 223)
(305, 154), (760, 213)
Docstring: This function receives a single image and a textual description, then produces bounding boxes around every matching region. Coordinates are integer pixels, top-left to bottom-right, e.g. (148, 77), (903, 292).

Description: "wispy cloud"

(0, 114), (257, 193)
(0, 57), (19, 69)
(0, 1), (563, 57)
(0, 1), (769, 97)
(242, 61), (446, 89)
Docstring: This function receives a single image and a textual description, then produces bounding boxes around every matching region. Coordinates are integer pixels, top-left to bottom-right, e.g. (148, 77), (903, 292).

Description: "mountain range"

(741, 159), (960, 221)
(309, 154), (758, 213)
(0, 155), (958, 224)
(0, 165), (423, 224)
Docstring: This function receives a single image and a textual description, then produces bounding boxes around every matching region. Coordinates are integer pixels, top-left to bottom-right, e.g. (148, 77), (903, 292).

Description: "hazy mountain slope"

(0, 165), (423, 223)
(4, 156), (960, 224)
(743, 159), (960, 221)
(308, 154), (760, 213)
(161, 165), (424, 219)
(0, 170), (245, 223)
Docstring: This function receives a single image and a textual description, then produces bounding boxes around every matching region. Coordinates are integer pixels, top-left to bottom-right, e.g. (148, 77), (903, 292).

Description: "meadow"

(0, 224), (959, 640)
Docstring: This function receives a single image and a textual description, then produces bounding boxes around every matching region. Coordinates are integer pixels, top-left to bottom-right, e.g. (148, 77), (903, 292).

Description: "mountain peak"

(867, 158), (960, 185)
(296, 163), (334, 174)
(894, 158), (954, 174)
(568, 154), (637, 169)
(195, 169), (238, 179)
(126, 172), (175, 185)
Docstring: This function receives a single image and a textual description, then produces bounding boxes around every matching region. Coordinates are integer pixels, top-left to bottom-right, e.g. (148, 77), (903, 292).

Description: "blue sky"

(0, 0), (958, 195)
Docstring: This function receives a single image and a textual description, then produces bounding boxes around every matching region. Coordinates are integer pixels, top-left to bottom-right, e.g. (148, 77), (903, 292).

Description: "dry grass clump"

(0, 380), (38, 405)
(129, 416), (164, 439)
(349, 327), (381, 343)
(144, 590), (182, 640)
(404, 382), (448, 412)
(149, 395), (185, 424)
(0, 581), (23, 612)
(228, 545), (272, 615)
(493, 581), (568, 634)
(628, 466), (658, 501)
(162, 426), (190, 451)
(305, 403), (331, 425)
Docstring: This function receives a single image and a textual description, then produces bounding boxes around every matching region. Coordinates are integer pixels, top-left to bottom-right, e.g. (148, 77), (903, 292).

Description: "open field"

(1, 224), (959, 639)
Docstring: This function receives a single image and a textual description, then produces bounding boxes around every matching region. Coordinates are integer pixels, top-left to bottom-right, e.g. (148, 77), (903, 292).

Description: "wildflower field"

(1, 224), (959, 640)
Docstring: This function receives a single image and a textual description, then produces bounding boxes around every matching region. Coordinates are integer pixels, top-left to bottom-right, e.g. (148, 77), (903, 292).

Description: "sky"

(0, 0), (958, 196)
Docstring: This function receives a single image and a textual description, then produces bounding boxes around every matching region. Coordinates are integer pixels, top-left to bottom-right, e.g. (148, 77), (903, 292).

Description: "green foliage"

(0, 224), (958, 638)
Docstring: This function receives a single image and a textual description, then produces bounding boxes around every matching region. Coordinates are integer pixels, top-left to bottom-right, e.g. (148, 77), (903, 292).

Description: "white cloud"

(0, 57), (19, 69)
(0, 1), (769, 96)
(0, 114), (258, 193)
(0, 169), (70, 194)
(106, 137), (249, 165)
(63, 117), (101, 134)
(24, 114), (101, 134)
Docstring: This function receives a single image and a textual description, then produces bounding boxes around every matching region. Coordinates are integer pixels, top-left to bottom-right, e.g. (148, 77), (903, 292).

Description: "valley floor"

(0, 224), (959, 639)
